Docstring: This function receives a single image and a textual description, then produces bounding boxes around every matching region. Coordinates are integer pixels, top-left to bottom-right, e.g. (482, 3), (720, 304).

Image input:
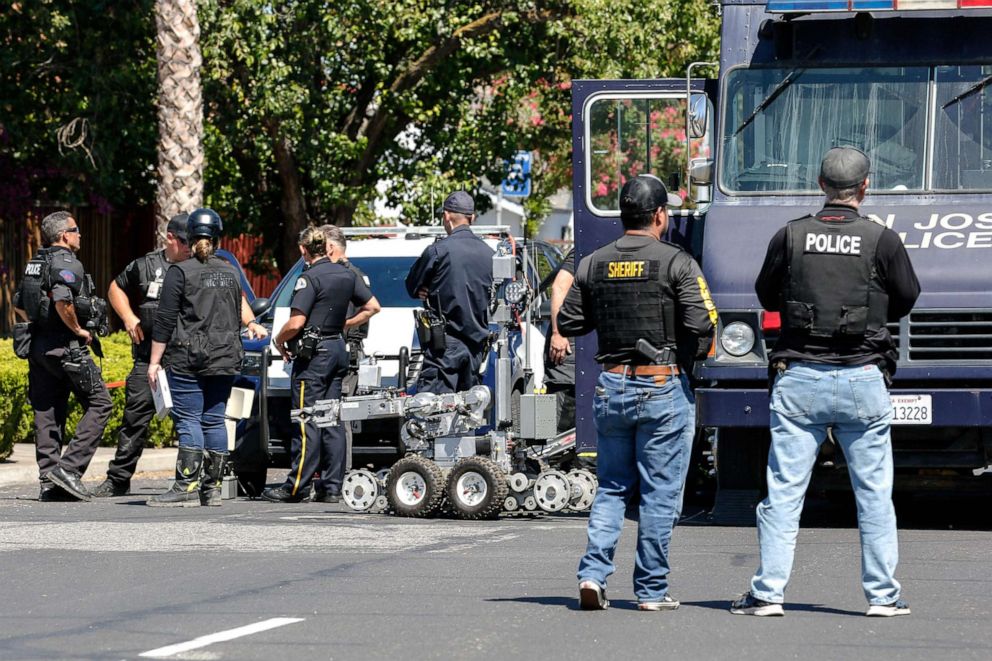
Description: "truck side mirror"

(690, 158), (713, 186)
(688, 94), (709, 139)
(250, 297), (271, 318)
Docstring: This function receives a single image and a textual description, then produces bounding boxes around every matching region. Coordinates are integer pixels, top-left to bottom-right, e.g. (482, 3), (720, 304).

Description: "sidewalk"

(0, 443), (178, 487)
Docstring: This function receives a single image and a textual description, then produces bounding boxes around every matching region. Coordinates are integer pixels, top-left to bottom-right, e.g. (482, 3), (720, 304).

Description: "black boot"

(147, 447), (203, 507)
(200, 450), (229, 506)
(92, 478), (130, 497)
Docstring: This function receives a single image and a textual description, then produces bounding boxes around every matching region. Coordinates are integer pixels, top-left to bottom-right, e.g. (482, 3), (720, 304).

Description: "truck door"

(571, 78), (717, 455)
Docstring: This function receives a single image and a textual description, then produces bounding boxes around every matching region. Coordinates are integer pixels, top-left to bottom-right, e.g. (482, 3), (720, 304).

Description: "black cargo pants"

(416, 334), (486, 394)
(105, 360), (156, 484)
(282, 337), (348, 497)
(28, 343), (113, 482)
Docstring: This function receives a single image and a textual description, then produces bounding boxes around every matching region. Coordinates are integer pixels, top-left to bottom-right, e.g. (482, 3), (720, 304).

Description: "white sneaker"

(866, 600), (911, 617)
(638, 595), (680, 611)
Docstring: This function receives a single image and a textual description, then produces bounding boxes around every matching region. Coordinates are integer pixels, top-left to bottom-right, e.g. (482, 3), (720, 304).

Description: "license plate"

(890, 394), (932, 425)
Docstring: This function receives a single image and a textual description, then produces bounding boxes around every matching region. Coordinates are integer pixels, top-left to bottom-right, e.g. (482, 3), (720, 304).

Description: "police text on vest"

(804, 233), (862, 255)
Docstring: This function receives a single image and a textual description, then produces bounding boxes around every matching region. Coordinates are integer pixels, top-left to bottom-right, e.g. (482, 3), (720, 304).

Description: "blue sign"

(501, 151), (532, 198)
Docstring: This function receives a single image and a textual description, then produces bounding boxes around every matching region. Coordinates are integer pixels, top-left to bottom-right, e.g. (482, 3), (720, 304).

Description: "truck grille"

(905, 311), (992, 362)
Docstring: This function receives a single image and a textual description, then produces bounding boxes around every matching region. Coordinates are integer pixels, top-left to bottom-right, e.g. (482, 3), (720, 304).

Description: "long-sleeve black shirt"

(755, 204), (921, 373)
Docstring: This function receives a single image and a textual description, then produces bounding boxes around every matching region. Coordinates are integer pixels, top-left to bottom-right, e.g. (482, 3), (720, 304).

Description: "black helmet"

(186, 208), (223, 241)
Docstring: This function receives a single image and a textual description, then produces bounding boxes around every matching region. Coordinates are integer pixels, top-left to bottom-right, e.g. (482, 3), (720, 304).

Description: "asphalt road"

(1, 479), (990, 661)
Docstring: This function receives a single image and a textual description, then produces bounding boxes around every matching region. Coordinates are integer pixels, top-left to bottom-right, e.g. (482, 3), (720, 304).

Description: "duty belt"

(603, 363), (680, 384)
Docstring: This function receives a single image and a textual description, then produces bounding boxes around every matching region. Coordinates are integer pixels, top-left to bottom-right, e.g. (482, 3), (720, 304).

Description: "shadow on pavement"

(684, 600), (862, 617)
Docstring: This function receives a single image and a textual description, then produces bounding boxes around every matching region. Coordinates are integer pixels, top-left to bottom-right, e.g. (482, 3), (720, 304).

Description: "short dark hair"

(41, 211), (74, 245)
(620, 209), (656, 232)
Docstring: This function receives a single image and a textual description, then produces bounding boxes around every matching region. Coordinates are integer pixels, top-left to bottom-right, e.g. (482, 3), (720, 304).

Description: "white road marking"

(139, 617), (304, 658)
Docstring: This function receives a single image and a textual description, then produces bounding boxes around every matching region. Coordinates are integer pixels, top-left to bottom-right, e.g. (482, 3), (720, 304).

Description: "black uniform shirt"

(291, 257), (373, 335)
(405, 225), (495, 347)
(340, 258), (371, 342)
(558, 234), (717, 364)
(755, 203), (921, 372)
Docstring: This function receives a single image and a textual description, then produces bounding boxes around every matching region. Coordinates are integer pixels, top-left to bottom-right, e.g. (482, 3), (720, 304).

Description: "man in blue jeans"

(732, 147), (920, 617)
(558, 175), (717, 611)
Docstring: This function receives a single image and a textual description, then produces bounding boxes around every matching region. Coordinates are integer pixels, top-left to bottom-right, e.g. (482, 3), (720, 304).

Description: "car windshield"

(348, 256), (419, 308)
(721, 66), (929, 193)
(269, 256), (419, 312)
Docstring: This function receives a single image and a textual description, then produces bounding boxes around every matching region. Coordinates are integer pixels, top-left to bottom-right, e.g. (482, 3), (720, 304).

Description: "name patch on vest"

(804, 233), (862, 255)
(201, 272), (236, 289)
(606, 260), (647, 280)
(25, 262), (42, 276)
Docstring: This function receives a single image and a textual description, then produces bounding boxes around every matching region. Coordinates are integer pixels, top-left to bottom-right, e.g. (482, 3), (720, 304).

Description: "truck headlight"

(720, 322), (755, 357)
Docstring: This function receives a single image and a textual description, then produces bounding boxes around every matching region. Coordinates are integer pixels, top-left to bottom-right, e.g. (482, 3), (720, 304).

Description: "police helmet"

(186, 208), (223, 242)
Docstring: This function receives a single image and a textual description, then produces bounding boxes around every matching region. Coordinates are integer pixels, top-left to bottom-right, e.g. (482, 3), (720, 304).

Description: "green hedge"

(0, 332), (175, 460)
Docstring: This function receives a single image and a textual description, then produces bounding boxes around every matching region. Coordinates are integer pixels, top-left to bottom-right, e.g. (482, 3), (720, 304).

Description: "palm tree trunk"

(154, 0), (204, 246)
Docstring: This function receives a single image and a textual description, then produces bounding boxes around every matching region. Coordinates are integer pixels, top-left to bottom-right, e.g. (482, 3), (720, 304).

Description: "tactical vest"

(783, 216), (888, 339)
(166, 256), (244, 375)
(134, 251), (169, 361)
(588, 239), (679, 363)
(19, 251), (54, 324)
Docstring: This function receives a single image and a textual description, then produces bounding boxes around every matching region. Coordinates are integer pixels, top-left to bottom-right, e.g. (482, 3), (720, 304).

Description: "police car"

(233, 226), (563, 496)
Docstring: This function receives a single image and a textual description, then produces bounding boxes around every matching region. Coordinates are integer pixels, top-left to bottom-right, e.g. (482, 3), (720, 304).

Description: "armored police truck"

(572, 0), (992, 515)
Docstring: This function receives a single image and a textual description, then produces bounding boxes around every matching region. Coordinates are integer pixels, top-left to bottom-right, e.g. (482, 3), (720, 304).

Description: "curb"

(0, 443), (178, 488)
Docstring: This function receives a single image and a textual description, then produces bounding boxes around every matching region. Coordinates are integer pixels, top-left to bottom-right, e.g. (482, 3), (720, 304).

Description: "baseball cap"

(820, 147), (870, 188)
(166, 213), (189, 242)
(619, 174), (682, 216)
(442, 191), (475, 216)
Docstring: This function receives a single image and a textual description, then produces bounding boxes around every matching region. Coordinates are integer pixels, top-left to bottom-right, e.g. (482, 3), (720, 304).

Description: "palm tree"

(154, 0), (203, 244)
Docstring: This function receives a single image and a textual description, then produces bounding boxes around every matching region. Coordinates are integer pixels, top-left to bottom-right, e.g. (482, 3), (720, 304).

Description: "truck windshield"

(934, 65), (992, 190)
(721, 67), (929, 193)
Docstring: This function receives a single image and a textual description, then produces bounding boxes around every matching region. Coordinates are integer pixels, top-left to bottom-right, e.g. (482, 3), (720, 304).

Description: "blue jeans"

(167, 371), (235, 452)
(751, 362), (901, 606)
(577, 371), (695, 603)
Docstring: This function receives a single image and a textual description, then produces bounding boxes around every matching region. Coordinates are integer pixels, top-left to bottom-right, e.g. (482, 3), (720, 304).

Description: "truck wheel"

(386, 455), (445, 517)
(446, 456), (508, 520)
(235, 468), (268, 498)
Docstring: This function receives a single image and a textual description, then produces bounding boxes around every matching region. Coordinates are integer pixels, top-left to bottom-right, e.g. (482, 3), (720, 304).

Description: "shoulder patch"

(58, 269), (77, 284)
(294, 277), (308, 292)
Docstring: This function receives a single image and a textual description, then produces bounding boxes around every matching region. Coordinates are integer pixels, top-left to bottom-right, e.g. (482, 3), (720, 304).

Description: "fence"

(219, 234), (281, 298)
(0, 205), (155, 337)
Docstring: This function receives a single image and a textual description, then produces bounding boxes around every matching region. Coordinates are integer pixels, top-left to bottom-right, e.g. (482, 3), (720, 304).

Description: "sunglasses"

(64, 227), (80, 234)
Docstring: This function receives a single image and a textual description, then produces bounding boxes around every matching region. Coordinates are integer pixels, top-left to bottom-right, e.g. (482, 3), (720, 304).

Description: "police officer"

(321, 224), (370, 469)
(732, 147), (920, 618)
(558, 175), (717, 611)
(262, 226), (380, 503)
(545, 248), (577, 434)
(405, 191), (495, 394)
(92, 214), (191, 497)
(146, 208), (267, 507)
(13, 211), (113, 501)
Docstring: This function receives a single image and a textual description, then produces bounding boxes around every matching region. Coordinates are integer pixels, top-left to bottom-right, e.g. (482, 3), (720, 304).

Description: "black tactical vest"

(19, 252), (53, 324)
(133, 251), (169, 361)
(783, 215), (888, 339)
(341, 259), (369, 342)
(165, 256), (244, 375)
(588, 239), (679, 363)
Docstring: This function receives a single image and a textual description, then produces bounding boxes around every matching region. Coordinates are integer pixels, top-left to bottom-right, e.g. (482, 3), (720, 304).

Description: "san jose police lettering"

(804, 233), (862, 255)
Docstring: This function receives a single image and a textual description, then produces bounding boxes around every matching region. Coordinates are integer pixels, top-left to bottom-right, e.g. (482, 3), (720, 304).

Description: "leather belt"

(604, 363), (680, 380)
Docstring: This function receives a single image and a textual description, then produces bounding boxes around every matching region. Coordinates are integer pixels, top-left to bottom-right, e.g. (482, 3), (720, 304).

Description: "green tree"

(0, 1), (158, 218)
